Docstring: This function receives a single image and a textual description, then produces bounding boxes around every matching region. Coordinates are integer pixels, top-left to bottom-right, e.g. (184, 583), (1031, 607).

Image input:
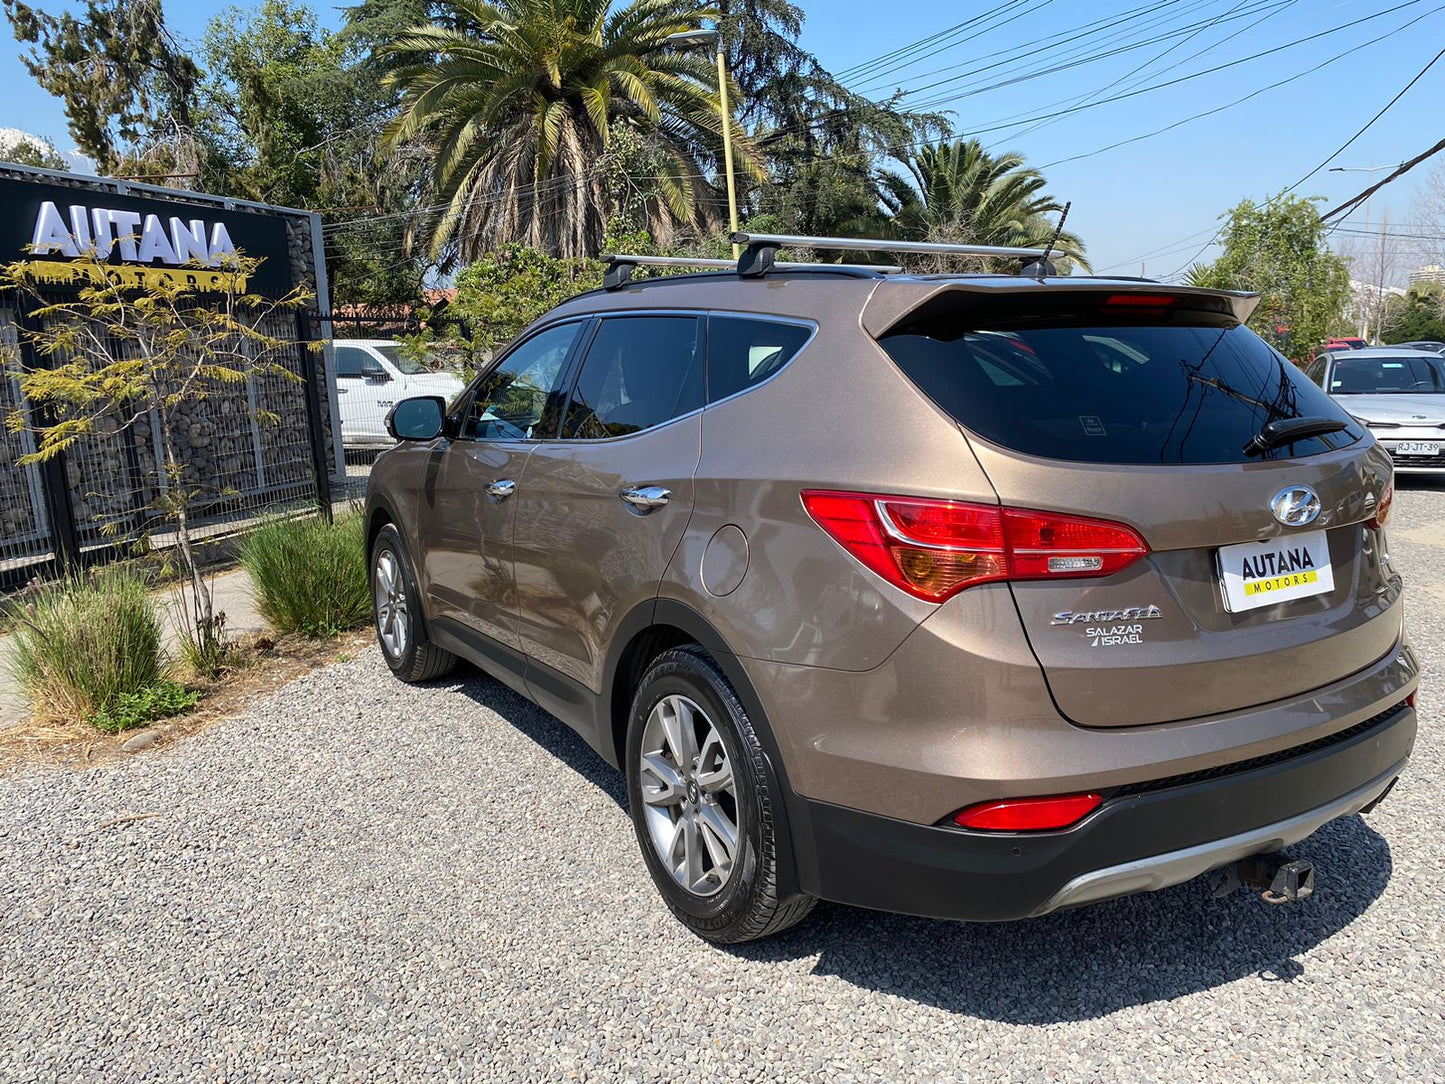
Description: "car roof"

(332, 338), (400, 348)
(541, 270), (1258, 333)
(1329, 346), (1443, 358)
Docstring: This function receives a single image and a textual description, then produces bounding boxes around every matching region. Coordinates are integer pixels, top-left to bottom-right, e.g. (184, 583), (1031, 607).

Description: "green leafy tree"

(2, 0), (203, 178)
(878, 138), (1087, 270)
(450, 243), (603, 357)
(0, 131), (68, 171)
(383, 0), (761, 261)
(1186, 193), (1351, 360)
(716, 0), (946, 237)
(0, 253), (313, 671)
(1383, 282), (1445, 344)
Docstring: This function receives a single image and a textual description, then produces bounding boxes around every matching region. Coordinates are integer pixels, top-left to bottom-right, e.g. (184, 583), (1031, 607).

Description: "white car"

(332, 339), (465, 448)
(1306, 346), (1445, 473)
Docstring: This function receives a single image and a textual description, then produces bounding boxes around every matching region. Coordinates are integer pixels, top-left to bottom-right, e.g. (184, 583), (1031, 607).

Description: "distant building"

(1409, 264), (1445, 288)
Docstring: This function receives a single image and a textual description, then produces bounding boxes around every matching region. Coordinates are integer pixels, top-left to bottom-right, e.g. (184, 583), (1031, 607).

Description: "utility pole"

(666, 27), (740, 258)
(1331, 164), (1397, 344)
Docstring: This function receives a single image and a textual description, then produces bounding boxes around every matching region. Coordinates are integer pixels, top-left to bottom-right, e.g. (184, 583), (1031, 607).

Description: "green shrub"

(7, 570), (165, 724)
(240, 513), (370, 636)
(87, 680), (200, 733)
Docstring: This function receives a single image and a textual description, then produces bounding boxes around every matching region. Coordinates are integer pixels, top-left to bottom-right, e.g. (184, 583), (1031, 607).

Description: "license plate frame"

(1216, 529), (1334, 614)
(1394, 440), (1440, 456)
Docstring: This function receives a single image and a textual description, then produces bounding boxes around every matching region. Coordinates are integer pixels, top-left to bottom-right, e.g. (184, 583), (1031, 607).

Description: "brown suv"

(364, 233), (1417, 943)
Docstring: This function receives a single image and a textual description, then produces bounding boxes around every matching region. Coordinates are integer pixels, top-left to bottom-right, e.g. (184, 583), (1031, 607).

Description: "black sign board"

(0, 175), (295, 296)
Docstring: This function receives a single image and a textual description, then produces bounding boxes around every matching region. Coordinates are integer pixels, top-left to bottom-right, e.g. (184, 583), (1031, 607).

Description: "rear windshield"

(1330, 354), (1445, 394)
(879, 305), (1363, 464)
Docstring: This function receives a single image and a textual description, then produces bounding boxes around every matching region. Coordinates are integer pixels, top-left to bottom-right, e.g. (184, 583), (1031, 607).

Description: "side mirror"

(363, 364), (391, 384)
(386, 396), (445, 442)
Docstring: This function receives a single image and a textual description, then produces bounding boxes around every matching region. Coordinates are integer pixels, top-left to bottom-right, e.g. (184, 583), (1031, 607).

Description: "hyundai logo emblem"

(1270, 484), (1322, 527)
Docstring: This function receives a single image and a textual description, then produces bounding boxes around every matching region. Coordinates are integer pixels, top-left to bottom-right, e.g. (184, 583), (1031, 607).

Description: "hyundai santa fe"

(364, 233), (1417, 944)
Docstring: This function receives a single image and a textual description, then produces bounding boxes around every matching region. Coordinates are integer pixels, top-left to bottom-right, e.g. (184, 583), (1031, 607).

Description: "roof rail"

(601, 253), (900, 290)
(728, 232), (1057, 277)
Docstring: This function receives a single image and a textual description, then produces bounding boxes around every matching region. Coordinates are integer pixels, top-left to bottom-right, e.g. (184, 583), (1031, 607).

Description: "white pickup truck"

(333, 339), (465, 448)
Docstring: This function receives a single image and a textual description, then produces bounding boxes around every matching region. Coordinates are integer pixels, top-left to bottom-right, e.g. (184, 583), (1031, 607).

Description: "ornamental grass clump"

(240, 513), (370, 637)
(7, 570), (166, 726)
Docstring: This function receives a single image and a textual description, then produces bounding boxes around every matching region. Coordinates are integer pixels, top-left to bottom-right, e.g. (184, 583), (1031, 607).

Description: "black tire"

(370, 523), (457, 683)
(625, 645), (816, 943)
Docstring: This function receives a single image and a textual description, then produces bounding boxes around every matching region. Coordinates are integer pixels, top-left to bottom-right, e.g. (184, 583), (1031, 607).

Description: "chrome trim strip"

(1032, 761), (1406, 916)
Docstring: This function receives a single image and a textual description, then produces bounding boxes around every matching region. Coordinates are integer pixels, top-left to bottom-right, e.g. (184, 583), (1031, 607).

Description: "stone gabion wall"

(0, 167), (336, 567)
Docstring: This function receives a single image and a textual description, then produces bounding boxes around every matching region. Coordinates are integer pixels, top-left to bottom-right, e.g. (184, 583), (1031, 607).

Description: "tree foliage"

(383, 0), (761, 261)
(0, 252), (313, 665)
(0, 131), (68, 170)
(2, 0), (203, 177)
(1383, 283), (1445, 344)
(878, 138), (1086, 271)
(1187, 193), (1351, 359)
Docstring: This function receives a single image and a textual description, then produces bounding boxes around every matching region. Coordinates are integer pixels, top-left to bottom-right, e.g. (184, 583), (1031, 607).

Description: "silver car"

(1307, 346), (1445, 473)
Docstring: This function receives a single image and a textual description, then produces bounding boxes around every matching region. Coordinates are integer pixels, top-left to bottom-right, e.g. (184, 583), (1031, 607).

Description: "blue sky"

(3, 0), (1442, 280)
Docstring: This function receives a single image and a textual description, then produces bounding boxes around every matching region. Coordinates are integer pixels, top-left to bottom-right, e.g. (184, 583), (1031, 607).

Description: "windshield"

(879, 305), (1362, 465)
(374, 344), (431, 376)
(1329, 355), (1445, 394)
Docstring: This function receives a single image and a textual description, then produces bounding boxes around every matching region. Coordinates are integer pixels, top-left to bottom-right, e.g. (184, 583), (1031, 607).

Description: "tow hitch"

(1208, 853), (1316, 905)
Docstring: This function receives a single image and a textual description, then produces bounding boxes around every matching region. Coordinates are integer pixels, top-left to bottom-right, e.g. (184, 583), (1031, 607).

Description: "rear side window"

(562, 316), (703, 438)
(706, 316), (812, 402)
(879, 303), (1363, 464)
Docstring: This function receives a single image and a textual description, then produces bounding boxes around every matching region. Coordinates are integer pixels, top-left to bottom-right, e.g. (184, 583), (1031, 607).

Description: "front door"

(419, 321), (584, 651)
(512, 314), (705, 705)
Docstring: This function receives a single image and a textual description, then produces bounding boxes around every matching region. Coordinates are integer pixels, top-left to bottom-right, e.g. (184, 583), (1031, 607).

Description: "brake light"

(1103, 292), (1180, 308)
(801, 491), (1149, 602)
(1367, 476), (1394, 530)
(1407, 689), (1418, 710)
(953, 792), (1103, 831)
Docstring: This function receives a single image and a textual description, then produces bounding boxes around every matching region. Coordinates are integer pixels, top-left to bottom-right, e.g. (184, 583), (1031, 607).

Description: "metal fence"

(0, 302), (333, 589)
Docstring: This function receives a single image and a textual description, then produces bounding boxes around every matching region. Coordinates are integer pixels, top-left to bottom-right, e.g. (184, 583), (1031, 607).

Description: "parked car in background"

(365, 235), (1415, 943)
(1322, 336), (1368, 352)
(334, 339), (466, 449)
(1307, 346), (1445, 473)
(1393, 340), (1445, 354)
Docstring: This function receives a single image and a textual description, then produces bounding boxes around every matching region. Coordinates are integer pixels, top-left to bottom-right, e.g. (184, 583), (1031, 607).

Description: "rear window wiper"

(1242, 416), (1349, 456)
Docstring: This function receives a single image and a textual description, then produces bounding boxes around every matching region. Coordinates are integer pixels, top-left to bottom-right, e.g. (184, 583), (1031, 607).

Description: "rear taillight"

(1407, 689), (1418, 710)
(952, 792), (1103, 831)
(801, 491), (1149, 602)
(1367, 476), (1394, 530)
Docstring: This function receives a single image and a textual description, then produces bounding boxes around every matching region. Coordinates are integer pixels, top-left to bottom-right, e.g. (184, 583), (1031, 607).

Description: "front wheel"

(370, 524), (457, 683)
(625, 646), (815, 943)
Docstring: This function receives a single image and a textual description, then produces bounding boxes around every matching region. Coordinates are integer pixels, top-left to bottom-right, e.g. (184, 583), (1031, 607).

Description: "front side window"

(461, 322), (581, 440)
(562, 316), (703, 439)
(706, 316), (812, 402)
(334, 346), (378, 380)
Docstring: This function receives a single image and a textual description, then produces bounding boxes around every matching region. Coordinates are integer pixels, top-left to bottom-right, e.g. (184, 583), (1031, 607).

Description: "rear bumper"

(793, 702), (1414, 921)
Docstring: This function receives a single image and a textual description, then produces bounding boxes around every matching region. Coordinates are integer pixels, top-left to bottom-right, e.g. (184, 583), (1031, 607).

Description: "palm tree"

(384, 0), (756, 260)
(879, 138), (1088, 270)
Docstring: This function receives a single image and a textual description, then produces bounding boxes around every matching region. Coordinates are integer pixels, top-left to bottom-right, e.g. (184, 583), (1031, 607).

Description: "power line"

(836, 2), (1040, 85)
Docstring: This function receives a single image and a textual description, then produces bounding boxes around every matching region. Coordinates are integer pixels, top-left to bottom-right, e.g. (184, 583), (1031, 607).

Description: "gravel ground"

(3, 486), (1445, 1083)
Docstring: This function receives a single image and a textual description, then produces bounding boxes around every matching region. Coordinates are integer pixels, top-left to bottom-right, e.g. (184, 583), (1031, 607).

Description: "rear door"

(419, 321), (584, 650)
(512, 314), (704, 705)
(877, 292), (1399, 727)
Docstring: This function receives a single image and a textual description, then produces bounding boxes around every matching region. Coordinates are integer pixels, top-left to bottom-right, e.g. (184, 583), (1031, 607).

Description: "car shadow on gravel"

(446, 666), (1394, 1024)
(730, 813), (1393, 1023)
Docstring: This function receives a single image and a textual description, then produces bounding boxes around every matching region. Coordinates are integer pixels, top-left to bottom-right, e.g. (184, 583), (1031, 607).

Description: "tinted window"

(1329, 355), (1445, 394)
(462, 322), (581, 440)
(373, 344), (429, 375)
(334, 346), (375, 379)
(562, 316), (702, 439)
(706, 316), (812, 402)
(879, 306), (1363, 464)
(1305, 357), (1327, 387)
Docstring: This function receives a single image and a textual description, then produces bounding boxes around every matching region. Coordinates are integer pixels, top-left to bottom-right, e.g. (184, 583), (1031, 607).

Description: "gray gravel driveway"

(3, 485), (1445, 1082)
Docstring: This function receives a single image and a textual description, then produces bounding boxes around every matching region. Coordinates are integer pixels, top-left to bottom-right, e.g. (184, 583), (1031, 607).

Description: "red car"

(1323, 337), (1368, 351)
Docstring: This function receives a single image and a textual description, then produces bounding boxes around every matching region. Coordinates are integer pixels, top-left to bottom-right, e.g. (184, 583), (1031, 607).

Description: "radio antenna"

(1036, 201), (1071, 282)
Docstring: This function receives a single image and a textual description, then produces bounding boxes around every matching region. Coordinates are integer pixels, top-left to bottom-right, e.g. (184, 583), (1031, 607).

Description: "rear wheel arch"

(604, 598), (814, 900)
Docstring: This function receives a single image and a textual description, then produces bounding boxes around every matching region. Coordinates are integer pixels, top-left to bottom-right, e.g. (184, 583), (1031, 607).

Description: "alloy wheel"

(638, 694), (740, 897)
(373, 548), (409, 659)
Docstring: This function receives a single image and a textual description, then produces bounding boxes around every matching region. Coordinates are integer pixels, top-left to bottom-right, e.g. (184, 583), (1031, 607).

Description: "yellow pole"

(716, 46), (740, 259)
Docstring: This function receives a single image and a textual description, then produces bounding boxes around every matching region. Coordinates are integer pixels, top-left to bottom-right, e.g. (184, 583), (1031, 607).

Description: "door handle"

(486, 479), (517, 503)
(619, 485), (670, 513)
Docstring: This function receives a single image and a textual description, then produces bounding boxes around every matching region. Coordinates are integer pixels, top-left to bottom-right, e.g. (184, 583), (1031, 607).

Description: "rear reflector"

(1407, 689), (1418, 709)
(801, 490), (1149, 602)
(953, 792), (1103, 831)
